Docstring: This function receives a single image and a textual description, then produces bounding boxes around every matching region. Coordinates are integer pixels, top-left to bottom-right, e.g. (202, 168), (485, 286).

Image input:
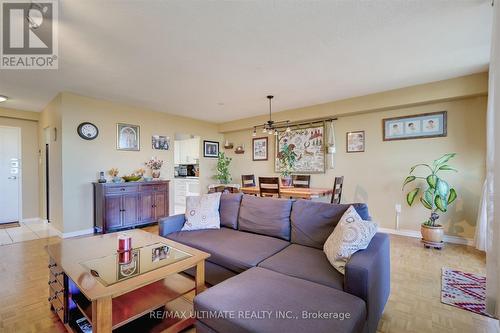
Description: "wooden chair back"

(331, 176), (344, 204)
(292, 175), (311, 188)
(258, 177), (281, 198)
(208, 185), (240, 194)
(241, 174), (256, 187)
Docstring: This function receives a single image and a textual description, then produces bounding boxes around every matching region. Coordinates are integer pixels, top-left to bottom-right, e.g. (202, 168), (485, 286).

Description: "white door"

(0, 126), (21, 223)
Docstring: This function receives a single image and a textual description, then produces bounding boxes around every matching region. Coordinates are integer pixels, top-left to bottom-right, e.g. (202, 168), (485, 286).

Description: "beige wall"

(220, 72), (488, 133)
(58, 92), (222, 233)
(38, 95), (64, 230)
(0, 114), (39, 218)
(223, 95), (487, 240)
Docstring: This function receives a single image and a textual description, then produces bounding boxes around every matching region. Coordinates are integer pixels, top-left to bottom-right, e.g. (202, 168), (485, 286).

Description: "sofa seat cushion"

(166, 227), (290, 273)
(194, 267), (366, 333)
(258, 243), (344, 290)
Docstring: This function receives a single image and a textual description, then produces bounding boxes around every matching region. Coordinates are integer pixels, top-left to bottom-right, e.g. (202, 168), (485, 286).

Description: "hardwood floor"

(0, 227), (497, 333)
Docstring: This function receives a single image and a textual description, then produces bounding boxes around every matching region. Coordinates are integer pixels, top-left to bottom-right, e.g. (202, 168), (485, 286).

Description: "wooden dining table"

(240, 186), (333, 200)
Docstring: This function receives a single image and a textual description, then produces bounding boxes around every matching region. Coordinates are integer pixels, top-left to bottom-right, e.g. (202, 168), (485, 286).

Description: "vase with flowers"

(109, 168), (121, 183)
(146, 157), (164, 179)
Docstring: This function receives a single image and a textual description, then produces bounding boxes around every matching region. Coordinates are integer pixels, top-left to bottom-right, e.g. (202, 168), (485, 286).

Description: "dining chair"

(331, 176), (344, 204)
(208, 185), (240, 194)
(241, 174), (256, 187)
(258, 177), (281, 198)
(292, 175), (311, 188)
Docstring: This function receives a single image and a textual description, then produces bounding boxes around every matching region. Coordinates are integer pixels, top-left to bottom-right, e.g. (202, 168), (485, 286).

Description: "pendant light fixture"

(254, 95), (290, 136)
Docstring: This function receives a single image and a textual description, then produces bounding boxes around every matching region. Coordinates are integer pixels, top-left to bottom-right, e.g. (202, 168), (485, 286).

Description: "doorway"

(0, 126), (22, 223)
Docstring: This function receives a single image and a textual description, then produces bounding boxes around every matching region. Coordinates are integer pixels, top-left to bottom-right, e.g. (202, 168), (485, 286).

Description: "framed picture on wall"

(117, 123), (140, 151)
(252, 137), (268, 161)
(383, 111), (447, 141)
(203, 140), (219, 158)
(346, 131), (365, 153)
(152, 135), (170, 150)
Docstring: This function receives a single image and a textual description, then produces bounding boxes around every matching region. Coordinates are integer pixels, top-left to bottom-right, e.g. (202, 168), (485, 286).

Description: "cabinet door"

(174, 141), (181, 165)
(138, 192), (154, 223)
(154, 191), (168, 219)
(104, 195), (122, 229)
(122, 194), (138, 226)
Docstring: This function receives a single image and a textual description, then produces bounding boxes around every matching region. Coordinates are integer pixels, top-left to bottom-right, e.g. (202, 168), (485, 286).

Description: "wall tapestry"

(275, 125), (325, 174)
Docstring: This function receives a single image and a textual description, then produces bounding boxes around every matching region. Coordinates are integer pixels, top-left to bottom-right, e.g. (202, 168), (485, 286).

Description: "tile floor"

(0, 219), (60, 245)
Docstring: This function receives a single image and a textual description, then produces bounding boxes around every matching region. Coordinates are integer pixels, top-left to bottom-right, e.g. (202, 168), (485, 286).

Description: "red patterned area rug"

(441, 267), (493, 317)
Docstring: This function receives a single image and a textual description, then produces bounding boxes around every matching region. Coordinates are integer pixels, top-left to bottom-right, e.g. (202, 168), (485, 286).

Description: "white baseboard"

(378, 227), (474, 246)
(21, 217), (44, 224)
(60, 228), (94, 239)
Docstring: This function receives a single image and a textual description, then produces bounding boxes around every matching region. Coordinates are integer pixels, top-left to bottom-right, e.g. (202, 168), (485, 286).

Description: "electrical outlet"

(395, 204), (401, 213)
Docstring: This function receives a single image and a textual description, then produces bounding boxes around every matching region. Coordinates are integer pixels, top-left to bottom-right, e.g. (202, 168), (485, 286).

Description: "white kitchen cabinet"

(174, 178), (200, 214)
(174, 138), (200, 165)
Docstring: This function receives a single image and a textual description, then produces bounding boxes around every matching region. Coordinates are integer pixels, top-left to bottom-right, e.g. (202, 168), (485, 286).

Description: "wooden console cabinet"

(93, 181), (170, 234)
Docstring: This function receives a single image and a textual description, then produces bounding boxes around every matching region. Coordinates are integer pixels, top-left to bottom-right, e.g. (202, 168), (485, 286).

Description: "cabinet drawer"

(153, 184), (167, 192)
(48, 260), (64, 285)
(49, 284), (65, 306)
(140, 184), (167, 192)
(50, 296), (65, 323)
(105, 185), (138, 194)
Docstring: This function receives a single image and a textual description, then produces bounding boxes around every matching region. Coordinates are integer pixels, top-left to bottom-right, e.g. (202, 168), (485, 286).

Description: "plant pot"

(152, 170), (161, 179)
(281, 176), (292, 187)
(421, 224), (444, 243)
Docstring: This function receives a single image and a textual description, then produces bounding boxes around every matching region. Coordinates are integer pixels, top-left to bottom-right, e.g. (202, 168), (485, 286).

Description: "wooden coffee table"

(46, 229), (210, 333)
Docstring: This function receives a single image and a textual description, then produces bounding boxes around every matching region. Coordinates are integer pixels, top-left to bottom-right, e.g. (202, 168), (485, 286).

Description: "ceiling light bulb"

(0, 95), (8, 103)
(262, 128), (267, 134)
(286, 126), (291, 133)
(252, 128), (257, 137)
(269, 129), (274, 135)
(274, 130), (278, 136)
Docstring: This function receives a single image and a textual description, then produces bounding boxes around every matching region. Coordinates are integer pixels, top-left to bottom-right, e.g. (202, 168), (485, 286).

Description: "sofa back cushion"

(219, 193), (243, 229)
(238, 195), (292, 240)
(290, 200), (371, 249)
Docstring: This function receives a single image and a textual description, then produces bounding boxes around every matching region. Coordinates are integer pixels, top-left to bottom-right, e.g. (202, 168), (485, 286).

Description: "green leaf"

(402, 176), (416, 189)
(433, 153), (456, 168)
(448, 188), (457, 204)
(409, 164), (432, 174)
(423, 189), (434, 207)
(435, 178), (450, 198)
(420, 197), (432, 210)
(437, 164), (457, 172)
(406, 188), (420, 206)
(426, 175), (438, 189)
(435, 195), (448, 212)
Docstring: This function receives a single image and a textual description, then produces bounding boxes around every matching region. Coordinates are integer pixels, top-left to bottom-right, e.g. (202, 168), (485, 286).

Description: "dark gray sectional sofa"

(159, 193), (390, 333)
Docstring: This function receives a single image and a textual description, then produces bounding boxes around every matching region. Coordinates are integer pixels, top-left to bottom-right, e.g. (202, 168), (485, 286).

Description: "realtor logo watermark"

(1, 0), (58, 69)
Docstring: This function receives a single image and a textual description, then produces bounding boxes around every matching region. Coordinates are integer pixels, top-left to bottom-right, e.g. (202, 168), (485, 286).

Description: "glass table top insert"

(80, 242), (192, 286)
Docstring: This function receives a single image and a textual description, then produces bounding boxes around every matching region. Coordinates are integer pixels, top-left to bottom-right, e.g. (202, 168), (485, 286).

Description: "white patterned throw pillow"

(182, 193), (222, 231)
(323, 205), (378, 274)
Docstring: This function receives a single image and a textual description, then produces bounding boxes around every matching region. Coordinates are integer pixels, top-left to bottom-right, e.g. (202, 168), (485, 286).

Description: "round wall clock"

(77, 122), (99, 140)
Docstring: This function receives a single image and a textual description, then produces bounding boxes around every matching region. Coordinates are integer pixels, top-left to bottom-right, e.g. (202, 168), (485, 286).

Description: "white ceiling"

(0, 0), (492, 123)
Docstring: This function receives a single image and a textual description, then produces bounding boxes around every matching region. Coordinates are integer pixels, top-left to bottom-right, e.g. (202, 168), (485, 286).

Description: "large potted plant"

(402, 153), (458, 244)
(277, 142), (297, 187)
(215, 152), (232, 184)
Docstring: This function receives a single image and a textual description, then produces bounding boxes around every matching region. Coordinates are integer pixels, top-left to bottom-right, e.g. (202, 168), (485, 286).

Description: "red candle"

(118, 234), (132, 252)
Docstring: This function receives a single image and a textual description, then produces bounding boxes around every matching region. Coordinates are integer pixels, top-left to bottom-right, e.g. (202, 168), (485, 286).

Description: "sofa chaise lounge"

(159, 193), (390, 333)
